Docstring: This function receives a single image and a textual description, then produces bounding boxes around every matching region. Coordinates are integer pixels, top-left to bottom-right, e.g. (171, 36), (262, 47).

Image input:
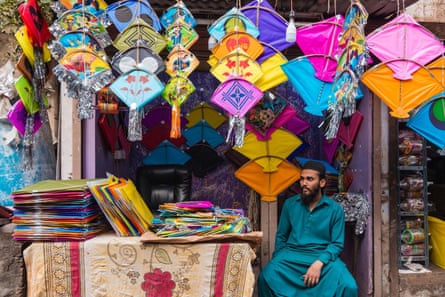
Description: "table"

(24, 232), (256, 297)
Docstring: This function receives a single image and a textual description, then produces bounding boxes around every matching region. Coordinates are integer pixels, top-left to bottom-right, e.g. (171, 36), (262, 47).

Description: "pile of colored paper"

(87, 176), (154, 236)
(12, 179), (108, 241)
(151, 201), (252, 237)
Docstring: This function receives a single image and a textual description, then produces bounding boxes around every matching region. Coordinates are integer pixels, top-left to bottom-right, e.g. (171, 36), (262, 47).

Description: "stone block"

(0, 224), (30, 297)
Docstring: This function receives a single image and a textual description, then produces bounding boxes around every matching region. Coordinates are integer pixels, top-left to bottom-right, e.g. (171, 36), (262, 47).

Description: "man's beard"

(301, 186), (320, 205)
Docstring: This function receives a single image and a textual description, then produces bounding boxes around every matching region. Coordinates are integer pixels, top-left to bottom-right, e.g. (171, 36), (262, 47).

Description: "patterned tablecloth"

(24, 232), (256, 297)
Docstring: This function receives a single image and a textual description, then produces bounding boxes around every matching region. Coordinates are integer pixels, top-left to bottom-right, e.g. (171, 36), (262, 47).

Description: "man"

(257, 160), (358, 297)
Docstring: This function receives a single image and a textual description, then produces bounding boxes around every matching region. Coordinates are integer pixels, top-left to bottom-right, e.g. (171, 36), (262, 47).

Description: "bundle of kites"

(10, 0), (54, 169)
(11, 179), (108, 241)
(150, 200), (252, 237)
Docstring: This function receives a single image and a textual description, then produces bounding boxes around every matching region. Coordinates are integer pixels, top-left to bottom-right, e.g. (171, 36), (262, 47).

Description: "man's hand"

(303, 260), (324, 287)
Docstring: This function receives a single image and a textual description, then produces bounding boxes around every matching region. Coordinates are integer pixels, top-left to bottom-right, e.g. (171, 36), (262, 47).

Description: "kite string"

(82, 0), (87, 87)
(136, 0), (141, 65)
(255, 0), (260, 27)
(440, 40), (445, 120)
(172, 0), (182, 73)
(81, 0), (86, 48)
(440, 41), (445, 122)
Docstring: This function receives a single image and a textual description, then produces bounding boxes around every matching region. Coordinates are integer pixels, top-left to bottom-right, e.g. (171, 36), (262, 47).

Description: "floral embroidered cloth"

(24, 232), (256, 297)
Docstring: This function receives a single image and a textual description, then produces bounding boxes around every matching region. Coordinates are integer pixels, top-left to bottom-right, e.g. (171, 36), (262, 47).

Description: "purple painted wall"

(346, 86), (373, 297)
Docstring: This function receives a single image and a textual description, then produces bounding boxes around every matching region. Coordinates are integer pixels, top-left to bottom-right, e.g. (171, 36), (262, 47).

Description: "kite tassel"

(170, 100), (181, 139)
(77, 88), (95, 120)
(23, 114), (35, 170)
(226, 115), (234, 145)
(128, 104), (142, 142)
(226, 115), (245, 147)
(234, 116), (246, 148)
(324, 102), (344, 140)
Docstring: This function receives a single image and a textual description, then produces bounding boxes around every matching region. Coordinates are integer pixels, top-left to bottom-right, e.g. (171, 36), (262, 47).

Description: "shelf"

(397, 123), (429, 268)
(399, 166), (424, 171)
(400, 211), (426, 216)
(400, 256), (427, 262)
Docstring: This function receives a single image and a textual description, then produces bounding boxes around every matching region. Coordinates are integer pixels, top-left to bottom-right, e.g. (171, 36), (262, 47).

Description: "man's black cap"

(302, 160), (326, 178)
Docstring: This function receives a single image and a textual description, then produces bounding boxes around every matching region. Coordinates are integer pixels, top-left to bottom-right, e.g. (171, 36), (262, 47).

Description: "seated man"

(257, 161), (358, 297)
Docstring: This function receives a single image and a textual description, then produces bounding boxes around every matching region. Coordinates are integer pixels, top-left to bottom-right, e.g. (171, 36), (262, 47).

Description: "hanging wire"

(173, 0), (181, 73)
(82, 0), (87, 86)
(440, 44), (445, 123)
(78, 0), (95, 120)
(437, 40), (444, 125)
(135, 0), (141, 66)
(327, 0), (337, 15)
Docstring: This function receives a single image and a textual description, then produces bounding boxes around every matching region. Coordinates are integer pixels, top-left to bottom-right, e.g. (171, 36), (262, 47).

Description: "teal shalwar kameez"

(258, 195), (358, 297)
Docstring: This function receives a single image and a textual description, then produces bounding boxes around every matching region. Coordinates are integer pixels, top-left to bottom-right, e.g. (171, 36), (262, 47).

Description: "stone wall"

(0, 33), (18, 66)
(399, 265), (445, 297)
(0, 223), (29, 297)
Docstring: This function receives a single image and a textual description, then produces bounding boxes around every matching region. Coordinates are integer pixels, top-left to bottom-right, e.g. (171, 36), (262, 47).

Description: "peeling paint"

(407, 0), (445, 22)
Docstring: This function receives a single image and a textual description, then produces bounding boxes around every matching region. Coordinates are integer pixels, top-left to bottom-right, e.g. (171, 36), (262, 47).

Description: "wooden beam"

(260, 201), (277, 268)
(58, 82), (82, 180)
(372, 93), (384, 297)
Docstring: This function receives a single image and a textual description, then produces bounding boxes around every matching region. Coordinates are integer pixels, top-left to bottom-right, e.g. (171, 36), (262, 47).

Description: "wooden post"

(83, 115), (96, 179)
(260, 200), (277, 268)
(58, 82), (82, 180)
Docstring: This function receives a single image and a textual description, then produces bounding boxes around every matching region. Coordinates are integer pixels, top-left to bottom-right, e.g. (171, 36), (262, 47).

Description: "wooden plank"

(59, 83), (82, 180)
(372, 93), (384, 297)
(260, 201), (277, 268)
(82, 116), (96, 179)
(388, 115), (400, 297)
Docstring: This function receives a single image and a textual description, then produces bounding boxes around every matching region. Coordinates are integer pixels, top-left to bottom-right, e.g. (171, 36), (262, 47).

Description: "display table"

(24, 232), (257, 297)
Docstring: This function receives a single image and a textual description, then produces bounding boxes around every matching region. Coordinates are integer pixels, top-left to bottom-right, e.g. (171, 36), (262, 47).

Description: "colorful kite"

(366, 13), (445, 80)
(210, 78), (263, 146)
(106, 0), (161, 32)
(240, 0), (292, 62)
(407, 93), (445, 149)
(110, 68), (164, 141)
(295, 15), (344, 82)
(361, 59), (444, 118)
(235, 156), (301, 202)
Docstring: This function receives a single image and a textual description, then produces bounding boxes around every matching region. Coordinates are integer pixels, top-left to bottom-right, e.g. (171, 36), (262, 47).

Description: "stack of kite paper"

(151, 201), (251, 237)
(12, 179), (108, 241)
(87, 176), (154, 236)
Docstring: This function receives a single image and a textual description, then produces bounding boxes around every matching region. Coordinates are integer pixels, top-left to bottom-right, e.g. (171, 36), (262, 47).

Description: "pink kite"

(210, 78), (263, 118)
(210, 78), (263, 147)
(296, 15), (344, 82)
(367, 13), (445, 80)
